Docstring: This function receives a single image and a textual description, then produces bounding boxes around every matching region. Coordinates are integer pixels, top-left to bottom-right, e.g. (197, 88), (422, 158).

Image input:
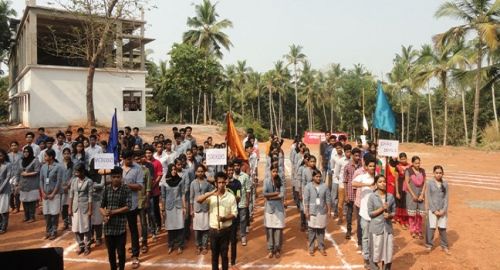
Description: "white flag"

(363, 114), (369, 131)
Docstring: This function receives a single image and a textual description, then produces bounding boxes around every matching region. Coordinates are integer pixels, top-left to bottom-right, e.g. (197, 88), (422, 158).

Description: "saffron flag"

(226, 112), (248, 161)
(373, 82), (396, 134)
(107, 109), (119, 165)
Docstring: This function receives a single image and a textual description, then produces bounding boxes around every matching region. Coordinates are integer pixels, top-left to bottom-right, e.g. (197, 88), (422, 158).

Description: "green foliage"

(0, 76), (8, 120)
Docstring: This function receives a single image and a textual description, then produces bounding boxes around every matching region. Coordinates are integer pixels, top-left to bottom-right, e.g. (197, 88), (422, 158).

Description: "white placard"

(360, 135), (367, 146)
(94, 153), (115, 169)
(206, 148), (227, 166)
(377, 139), (399, 157)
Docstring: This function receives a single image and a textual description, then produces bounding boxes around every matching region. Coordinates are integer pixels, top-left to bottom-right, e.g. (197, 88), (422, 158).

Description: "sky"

(13, 0), (458, 79)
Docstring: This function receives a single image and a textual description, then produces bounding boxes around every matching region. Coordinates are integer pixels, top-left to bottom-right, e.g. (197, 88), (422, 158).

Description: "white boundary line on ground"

(447, 178), (500, 186)
(65, 257), (365, 269)
(447, 171), (500, 179)
(447, 175), (500, 184)
(447, 182), (500, 191)
(41, 230), (71, 248)
(325, 231), (354, 270)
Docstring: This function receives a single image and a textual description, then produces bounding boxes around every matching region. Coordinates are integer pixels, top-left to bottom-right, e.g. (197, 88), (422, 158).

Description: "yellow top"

(208, 191), (237, 229)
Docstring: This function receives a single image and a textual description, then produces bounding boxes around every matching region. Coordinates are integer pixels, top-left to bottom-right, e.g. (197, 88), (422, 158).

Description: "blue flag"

(373, 82), (396, 134)
(107, 110), (119, 165)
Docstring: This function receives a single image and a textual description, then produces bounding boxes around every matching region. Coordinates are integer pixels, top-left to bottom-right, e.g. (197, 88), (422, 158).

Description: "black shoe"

(345, 231), (351, 240)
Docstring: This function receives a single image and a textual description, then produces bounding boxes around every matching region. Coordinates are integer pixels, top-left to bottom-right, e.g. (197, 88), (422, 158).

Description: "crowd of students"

(0, 127), (450, 270)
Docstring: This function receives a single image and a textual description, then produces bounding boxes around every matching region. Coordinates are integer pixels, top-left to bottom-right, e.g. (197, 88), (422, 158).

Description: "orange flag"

(226, 112), (248, 161)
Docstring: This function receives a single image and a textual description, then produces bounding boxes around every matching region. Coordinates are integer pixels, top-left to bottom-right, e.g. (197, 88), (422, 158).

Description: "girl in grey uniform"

(72, 141), (88, 171)
(8, 142), (22, 213)
(89, 158), (105, 246)
(425, 165), (450, 254)
(263, 165), (286, 259)
(18, 146), (41, 223)
(0, 149), (12, 233)
(190, 164), (214, 255)
(61, 147), (74, 230)
(367, 175), (396, 270)
(304, 169), (331, 256)
(162, 163), (187, 254)
(40, 149), (63, 240)
(69, 164), (93, 255)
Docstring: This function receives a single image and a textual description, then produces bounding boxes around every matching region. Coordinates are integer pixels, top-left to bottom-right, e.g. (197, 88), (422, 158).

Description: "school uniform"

(292, 153), (304, 207)
(39, 162), (64, 237)
(161, 176), (186, 249)
(24, 143), (41, 158)
(18, 158), (41, 221)
(333, 156), (349, 219)
(425, 179), (449, 249)
(296, 164), (307, 230)
(235, 171), (251, 241)
(88, 159), (105, 243)
(138, 164), (151, 248)
(208, 190), (237, 270)
(180, 167), (195, 240)
(0, 162), (12, 232)
(353, 172), (374, 261)
(8, 152), (22, 212)
(72, 154), (89, 171)
(85, 145), (103, 164)
(190, 178), (214, 250)
(70, 176), (93, 250)
(263, 177), (286, 253)
(122, 163), (144, 258)
(248, 152), (258, 220)
(101, 184), (132, 270)
(61, 161), (74, 229)
(367, 192), (396, 268)
(226, 177), (242, 266)
(304, 181), (331, 253)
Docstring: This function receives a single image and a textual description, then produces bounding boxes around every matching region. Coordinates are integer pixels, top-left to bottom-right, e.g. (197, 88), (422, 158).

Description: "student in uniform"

(352, 156), (376, 269)
(88, 158), (105, 247)
(24, 132), (41, 157)
(0, 149), (11, 234)
(368, 175), (395, 270)
(8, 141), (22, 213)
(69, 164), (93, 255)
(61, 147), (74, 230)
(40, 149), (63, 240)
(162, 163), (187, 255)
(395, 153), (410, 229)
(225, 163), (241, 267)
(197, 171), (237, 270)
(263, 165), (286, 258)
(18, 146), (41, 223)
(233, 159), (251, 246)
(100, 166), (131, 270)
(190, 164), (214, 255)
(405, 156), (426, 239)
(343, 147), (362, 239)
(425, 165), (450, 254)
(135, 151), (152, 253)
(304, 169), (331, 256)
(121, 150), (144, 268)
(245, 142), (258, 222)
(72, 141), (88, 171)
(296, 152), (310, 232)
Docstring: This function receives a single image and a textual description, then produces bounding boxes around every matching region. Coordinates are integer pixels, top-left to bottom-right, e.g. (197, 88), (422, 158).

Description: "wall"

(26, 65), (147, 127)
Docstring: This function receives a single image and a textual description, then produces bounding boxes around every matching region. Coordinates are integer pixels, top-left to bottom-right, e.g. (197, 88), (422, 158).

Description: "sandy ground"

(0, 124), (499, 270)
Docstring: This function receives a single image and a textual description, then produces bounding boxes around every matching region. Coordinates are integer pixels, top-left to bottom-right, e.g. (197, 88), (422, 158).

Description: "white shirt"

(53, 143), (71, 162)
(353, 172), (374, 221)
(154, 150), (177, 175)
(38, 147), (61, 164)
(334, 156), (350, 188)
(329, 152), (344, 179)
(85, 145), (103, 163)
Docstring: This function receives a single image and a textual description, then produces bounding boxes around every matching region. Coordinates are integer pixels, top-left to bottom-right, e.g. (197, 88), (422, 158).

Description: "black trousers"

(9, 192), (20, 211)
(22, 201), (37, 221)
(61, 205), (70, 227)
(105, 233), (126, 270)
(126, 209), (140, 258)
(345, 201), (354, 233)
(230, 218), (239, 265)
(210, 227), (231, 270)
(151, 195), (162, 229)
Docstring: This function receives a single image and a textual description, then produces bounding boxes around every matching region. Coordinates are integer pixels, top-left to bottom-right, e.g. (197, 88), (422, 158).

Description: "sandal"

(309, 251), (315, 256)
(132, 258), (140, 269)
(141, 246), (148, 254)
(275, 251), (281, 258)
(267, 252), (273, 258)
(319, 249), (327, 256)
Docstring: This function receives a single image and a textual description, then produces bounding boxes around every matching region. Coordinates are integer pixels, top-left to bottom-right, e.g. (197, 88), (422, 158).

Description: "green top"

(138, 165), (151, 209)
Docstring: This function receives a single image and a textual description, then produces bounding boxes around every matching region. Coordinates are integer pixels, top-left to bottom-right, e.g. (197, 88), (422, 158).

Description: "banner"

(94, 153), (116, 169)
(303, 131), (349, 144)
(206, 148), (228, 166)
(377, 139), (399, 157)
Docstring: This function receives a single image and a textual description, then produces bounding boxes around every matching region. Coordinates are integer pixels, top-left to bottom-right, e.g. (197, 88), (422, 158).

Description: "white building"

(8, 1), (153, 128)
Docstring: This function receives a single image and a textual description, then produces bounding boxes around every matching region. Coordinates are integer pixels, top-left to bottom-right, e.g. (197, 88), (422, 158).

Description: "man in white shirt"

(53, 131), (70, 162)
(333, 144), (352, 224)
(38, 137), (60, 164)
(352, 156), (376, 269)
(24, 132), (41, 157)
(85, 134), (103, 163)
(154, 140), (177, 184)
(329, 142), (344, 218)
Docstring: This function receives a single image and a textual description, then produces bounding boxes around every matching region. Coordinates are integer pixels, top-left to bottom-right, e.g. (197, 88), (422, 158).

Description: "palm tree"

(0, 0), (16, 72)
(224, 65), (236, 113)
(435, 0), (499, 147)
(273, 60), (290, 137)
(247, 71), (262, 122)
(263, 71), (277, 134)
(234, 60), (250, 119)
(284, 44), (306, 136)
(416, 42), (468, 146)
(300, 61), (317, 131)
(183, 0), (233, 58)
(325, 64), (345, 131)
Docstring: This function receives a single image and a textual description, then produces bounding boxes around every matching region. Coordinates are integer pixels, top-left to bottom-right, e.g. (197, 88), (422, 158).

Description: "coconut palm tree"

(247, 71), (263, 121)
(272, 60), (290, 136)
(325, 64), (345, 131)
(300, 61), (317, 131)
(284, 44), (307, 136)
(183, 0), (233, 58)
(434, 0), (499, 147)
(416, 42), (468, 146)
(234, 60), (250, 119)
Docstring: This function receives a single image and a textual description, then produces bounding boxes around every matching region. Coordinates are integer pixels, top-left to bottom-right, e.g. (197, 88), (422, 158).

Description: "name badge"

(316, 198), (320, 205)
(45, 178), (50, 185)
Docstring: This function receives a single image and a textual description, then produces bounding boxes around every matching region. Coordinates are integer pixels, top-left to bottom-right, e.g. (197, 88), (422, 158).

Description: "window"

(123, 90), (142, 111)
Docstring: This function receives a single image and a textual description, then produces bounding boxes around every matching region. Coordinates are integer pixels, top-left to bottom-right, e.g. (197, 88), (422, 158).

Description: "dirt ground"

(0, 124), (499, 270)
